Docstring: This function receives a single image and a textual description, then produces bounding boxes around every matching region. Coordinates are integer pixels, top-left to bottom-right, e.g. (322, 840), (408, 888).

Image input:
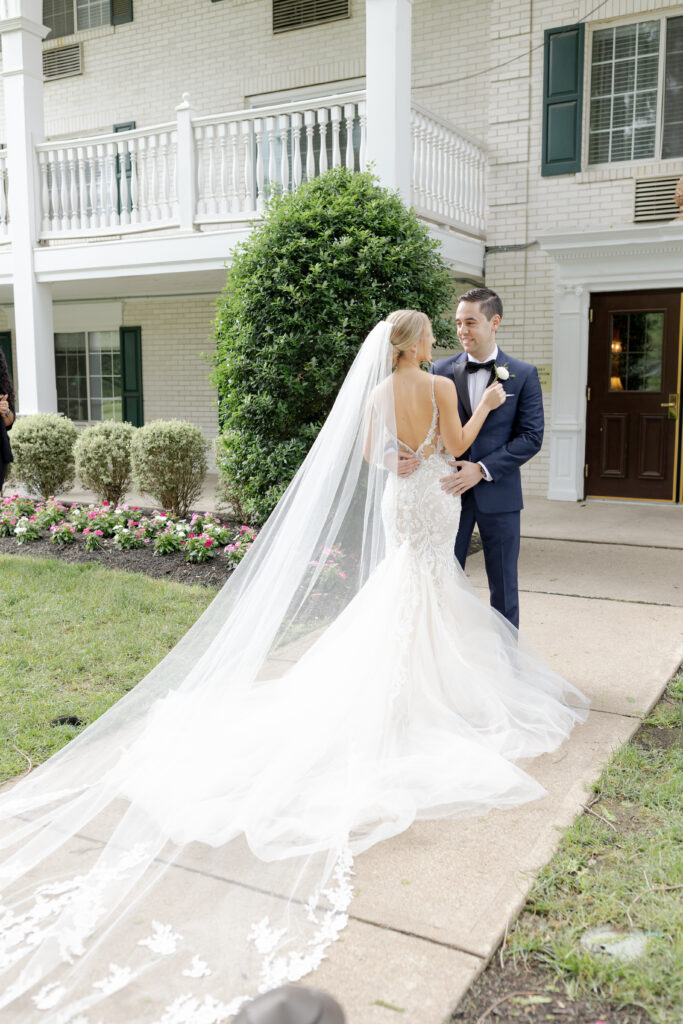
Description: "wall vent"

(43, 44), (82, 82)
(634, 176), (680, 222)
(273, 0), (350, 34)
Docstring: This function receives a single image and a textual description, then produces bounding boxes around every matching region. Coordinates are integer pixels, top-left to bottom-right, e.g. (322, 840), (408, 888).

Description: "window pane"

(87, 331), (120, 422)
(589, 21), (660, 164)
(662, 16), (683, 158)
(55, 332), (88, 421)
(43, 0), (75, 40)
(76, 0), (110, 30)
(609, 312), (663, 392)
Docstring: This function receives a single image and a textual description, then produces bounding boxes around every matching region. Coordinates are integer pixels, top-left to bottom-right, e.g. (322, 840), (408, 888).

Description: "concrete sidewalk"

(306, 498), (683, 1022)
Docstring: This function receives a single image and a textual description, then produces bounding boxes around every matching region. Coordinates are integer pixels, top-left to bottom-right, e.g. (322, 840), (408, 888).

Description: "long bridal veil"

(0, 321), (587, 1023)
(0, 321), (404, 1022)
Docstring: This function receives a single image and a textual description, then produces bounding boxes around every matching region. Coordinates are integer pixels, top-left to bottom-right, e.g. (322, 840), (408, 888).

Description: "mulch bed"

(0, 525), (483, 591)
(0, 534), (234, 589)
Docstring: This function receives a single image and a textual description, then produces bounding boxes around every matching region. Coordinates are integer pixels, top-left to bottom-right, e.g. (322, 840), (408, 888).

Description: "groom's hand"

(396, 451), (420, 477)
(440, 460), (484, 496)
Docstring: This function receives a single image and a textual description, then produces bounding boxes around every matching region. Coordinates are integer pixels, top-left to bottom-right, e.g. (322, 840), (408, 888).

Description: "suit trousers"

(454, 490), (521, 629)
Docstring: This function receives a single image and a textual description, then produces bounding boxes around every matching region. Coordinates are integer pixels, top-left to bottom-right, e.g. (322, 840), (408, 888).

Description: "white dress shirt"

(465, 346), (498, 483)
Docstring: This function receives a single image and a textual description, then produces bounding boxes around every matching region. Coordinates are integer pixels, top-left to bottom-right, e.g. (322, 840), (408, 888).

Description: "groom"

(402, 288), (544, 628)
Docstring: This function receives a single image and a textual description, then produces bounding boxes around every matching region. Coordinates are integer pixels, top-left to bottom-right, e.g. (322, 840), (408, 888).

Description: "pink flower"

(204, 540), (213, 548)
(339, 571), (347, 579)
(310, 560), (318, 566)
(188, 533), (195, 539)
(95, 530), (103, 536)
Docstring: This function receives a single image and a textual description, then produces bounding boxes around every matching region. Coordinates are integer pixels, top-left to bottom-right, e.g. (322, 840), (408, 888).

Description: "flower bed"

(0, 495), (258, 589)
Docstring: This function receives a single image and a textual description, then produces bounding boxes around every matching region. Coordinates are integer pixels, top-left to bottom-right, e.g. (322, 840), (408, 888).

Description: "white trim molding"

(539, 222), (683, 502)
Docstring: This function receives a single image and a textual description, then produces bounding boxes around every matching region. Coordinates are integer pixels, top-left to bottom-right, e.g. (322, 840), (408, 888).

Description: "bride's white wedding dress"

(0, 323), (587, 1023)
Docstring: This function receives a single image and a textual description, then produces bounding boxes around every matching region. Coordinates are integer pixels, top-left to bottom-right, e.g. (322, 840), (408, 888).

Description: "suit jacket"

(430, 348), (543, 514)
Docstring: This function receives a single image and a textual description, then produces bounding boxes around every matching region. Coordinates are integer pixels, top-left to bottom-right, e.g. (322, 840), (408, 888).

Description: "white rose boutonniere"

(494, 362), (514, 382)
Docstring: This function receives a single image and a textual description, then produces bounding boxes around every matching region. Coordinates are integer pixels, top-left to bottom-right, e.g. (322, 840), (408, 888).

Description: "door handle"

(660, 394), (679, 420)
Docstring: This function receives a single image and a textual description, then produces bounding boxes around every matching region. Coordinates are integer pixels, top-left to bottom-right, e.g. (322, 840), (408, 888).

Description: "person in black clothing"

(0, 349), (15, 490)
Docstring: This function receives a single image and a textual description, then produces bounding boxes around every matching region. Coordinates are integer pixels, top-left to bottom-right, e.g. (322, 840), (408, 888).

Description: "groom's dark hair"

(459, 287), (503, 322)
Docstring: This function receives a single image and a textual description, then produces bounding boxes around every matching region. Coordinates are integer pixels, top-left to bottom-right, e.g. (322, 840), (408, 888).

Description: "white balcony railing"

(30, 92), (485, 243)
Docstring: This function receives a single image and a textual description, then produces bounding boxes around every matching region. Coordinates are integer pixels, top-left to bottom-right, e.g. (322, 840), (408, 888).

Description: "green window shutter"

(542, 23), (585, 176)
(110, 0), (133, 26)
(120, 326), (143, 427)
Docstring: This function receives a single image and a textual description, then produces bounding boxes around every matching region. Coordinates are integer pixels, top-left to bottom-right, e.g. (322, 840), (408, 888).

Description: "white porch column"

(547, 284), (590, 502)
(365, 0), (413, 203)
(0, 0), (56, 414)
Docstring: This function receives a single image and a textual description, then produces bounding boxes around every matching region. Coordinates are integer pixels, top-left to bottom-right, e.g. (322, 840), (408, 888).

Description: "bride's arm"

(434, 376), (505, 456)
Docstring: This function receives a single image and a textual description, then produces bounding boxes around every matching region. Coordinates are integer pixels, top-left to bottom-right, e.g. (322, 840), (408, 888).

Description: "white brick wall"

(122, 294), (219, 451)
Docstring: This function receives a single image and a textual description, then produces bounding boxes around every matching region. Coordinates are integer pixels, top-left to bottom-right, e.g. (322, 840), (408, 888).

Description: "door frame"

(539, 223), (683, 502)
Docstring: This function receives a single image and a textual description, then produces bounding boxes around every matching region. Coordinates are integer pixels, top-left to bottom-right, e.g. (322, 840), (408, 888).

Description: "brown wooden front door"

(585, 291), (682, 501)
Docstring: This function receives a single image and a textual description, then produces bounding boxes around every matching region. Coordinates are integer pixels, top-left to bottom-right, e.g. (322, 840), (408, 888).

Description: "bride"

(0, 314), (587, 1023)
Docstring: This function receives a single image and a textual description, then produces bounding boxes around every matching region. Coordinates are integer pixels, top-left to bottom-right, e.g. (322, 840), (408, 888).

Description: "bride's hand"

(480, 382), (506, 410)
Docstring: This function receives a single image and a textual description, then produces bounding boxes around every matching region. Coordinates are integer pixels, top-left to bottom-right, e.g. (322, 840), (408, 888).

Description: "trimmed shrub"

(11, 414), (77, 499)
(212, 166), (455, 525)
(74, 420), (134, 506)
(131, 420), (208, 518)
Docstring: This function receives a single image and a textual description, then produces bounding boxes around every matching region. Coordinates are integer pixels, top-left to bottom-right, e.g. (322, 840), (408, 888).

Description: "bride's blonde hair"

(386, 309), (430, 367)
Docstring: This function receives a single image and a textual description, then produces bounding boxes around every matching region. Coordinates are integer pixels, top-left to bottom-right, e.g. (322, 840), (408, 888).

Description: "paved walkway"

(30, 485), (683, 1020)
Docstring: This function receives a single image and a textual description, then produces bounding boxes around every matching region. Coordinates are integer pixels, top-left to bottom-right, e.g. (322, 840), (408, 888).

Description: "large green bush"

(74, 420), (134, 506)
(11, 414), (77, 499)
(212, 167), (455, 524)
(131, 420), (208, 518)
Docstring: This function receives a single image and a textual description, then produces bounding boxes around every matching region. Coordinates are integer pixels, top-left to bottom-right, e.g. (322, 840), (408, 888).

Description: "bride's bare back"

(392, 370), (441, 456)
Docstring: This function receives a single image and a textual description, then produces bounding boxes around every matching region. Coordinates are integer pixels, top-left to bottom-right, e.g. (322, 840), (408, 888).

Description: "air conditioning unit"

(43, 44), (82, 82)
(273, 0), (350, 33)
(634, 176), (680, 222)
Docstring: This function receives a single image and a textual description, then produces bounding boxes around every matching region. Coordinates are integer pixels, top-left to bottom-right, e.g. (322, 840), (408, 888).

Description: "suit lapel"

(452, 357), (473, 419)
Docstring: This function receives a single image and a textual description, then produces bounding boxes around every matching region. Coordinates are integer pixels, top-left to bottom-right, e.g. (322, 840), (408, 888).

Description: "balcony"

(0, 92), (487, 299)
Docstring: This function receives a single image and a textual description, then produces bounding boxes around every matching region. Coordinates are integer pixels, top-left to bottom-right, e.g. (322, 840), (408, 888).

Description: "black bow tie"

(465, 359), (496, 374)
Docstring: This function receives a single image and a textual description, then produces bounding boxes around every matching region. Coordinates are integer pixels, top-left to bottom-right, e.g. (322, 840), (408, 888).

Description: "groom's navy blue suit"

(430, 348), (544, 628)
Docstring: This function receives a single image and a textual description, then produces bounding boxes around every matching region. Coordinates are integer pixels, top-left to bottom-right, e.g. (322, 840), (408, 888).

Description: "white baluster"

(39, 150), (50, 232)
(205, 125), (216, 216)
(137, 135), (149, 222)
(95, 143), (107, 226)
(67, 148), (79, 229)
(120, 138), (132, 226)
(358, 100), (367, 171)
(266, 116), (277, 196)
(218, 122), (229, 215)
(77, 146), (88, 229)
(252, 117), (264, 211)
(150, 134), (160, 220)
(107, 141), (120, 227)
(86, 145), (97, 228)
(242, 120), (254, 211)
(59, 149), (69, 231)
(195, 127), (206, 217)
(291, 112), (302, 189)
(344, 102), (355, 171)
(229, 121), (240, 212)
(330, 106), (342, 168)
(437, 127), (446, 217)
(160, 132), (171, 220)
(129, 136), (139, 224)
(50, 149), (61, 231)
(317, 108), (328, 174)
(278, 114), (290, 192)
(304, 110), (316, 181)
(411, 115), (419, 209)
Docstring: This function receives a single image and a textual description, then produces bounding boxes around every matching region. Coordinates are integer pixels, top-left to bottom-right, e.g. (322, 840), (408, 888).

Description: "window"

(273, 1), (350, 34)
(43, 0), (133, 39)
(588, 16), (683, 164)
(55, 331), (122, 421)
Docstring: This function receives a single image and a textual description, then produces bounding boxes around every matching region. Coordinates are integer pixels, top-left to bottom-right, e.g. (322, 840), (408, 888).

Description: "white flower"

(181, 954), (211, 979)
(494, 364), (510, 381)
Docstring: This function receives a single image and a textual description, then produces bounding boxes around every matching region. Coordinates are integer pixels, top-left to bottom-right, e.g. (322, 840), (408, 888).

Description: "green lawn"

(0, 555), (213, 782)
(507, 674), (683, 1023)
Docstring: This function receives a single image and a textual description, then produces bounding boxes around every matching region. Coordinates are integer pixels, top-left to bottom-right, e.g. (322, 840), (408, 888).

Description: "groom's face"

(456, 301), (501, 361)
